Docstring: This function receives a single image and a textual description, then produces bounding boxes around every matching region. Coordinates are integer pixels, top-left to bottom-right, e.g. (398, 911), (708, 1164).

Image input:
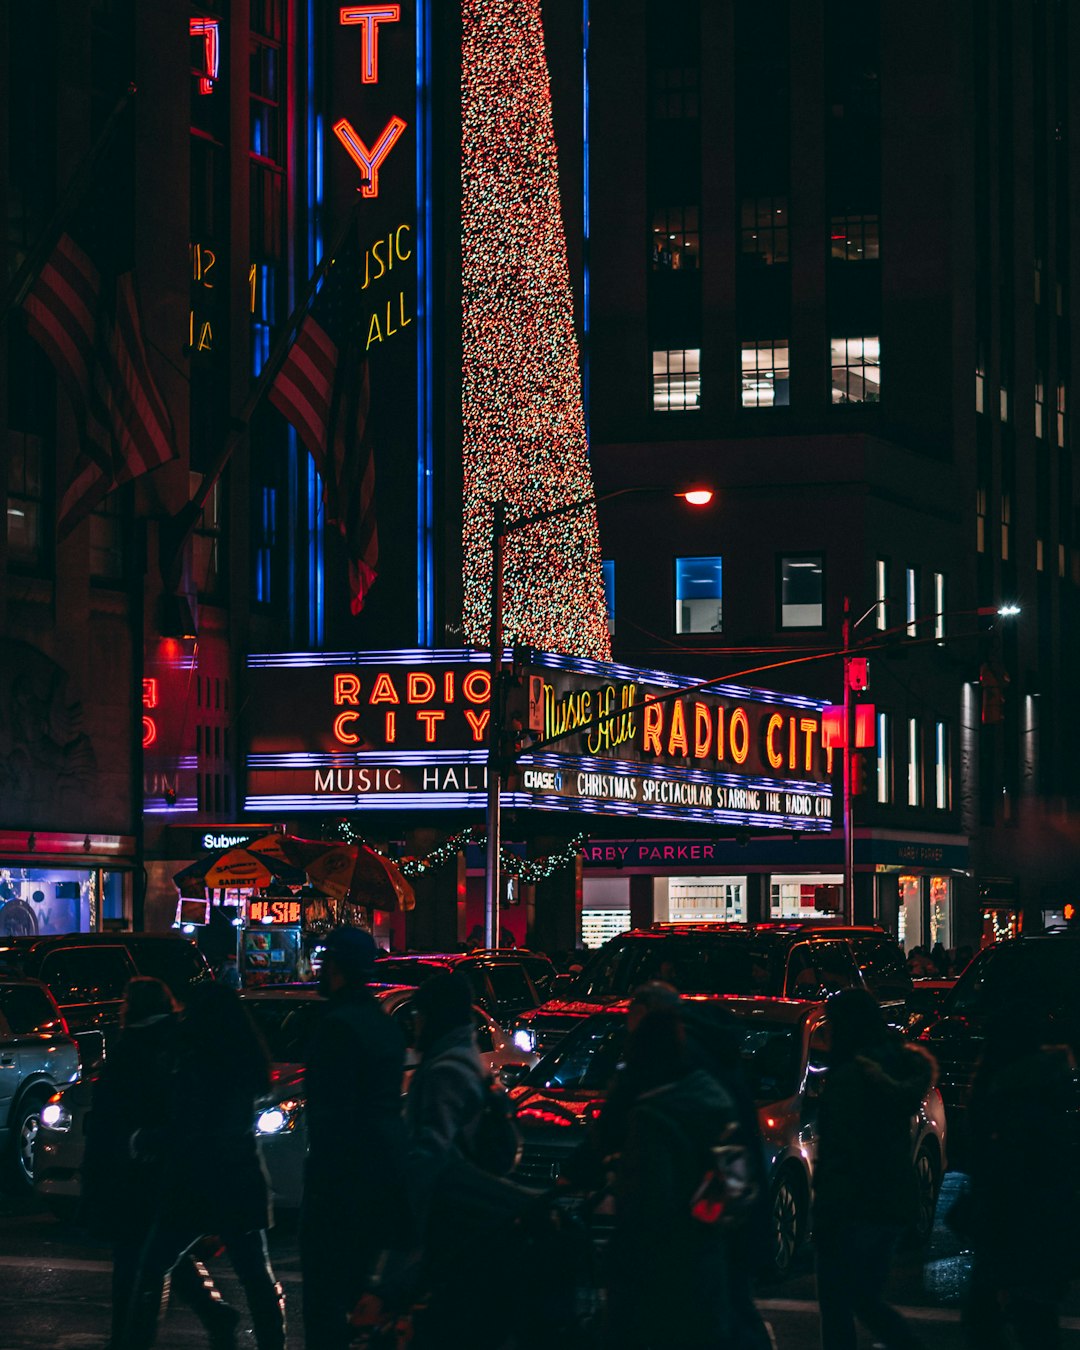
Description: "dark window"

(126, 942), (210, 1000)
(7, 432), (45, 568)
(651, 205), (700, 271)
(778, 555), (825, 628)
(243, 998), (327, 1063)
(474, 1017), (495, 1055)
(0, 984), (64, 1037)
(786, 941), (857, 997)
(740, 196), (789, 264)
(576, 935), (781, 998)
(851, 937), (911, 994)
(650, 66), (699, 120)
(480, 964), (539, 1018)
(732, 1018), (802, 1100)
(830, 213), (879, 260)
(531, 1017), (627, 1090)
(90, 492), (126, 581)
(37, 948), (133, 1006)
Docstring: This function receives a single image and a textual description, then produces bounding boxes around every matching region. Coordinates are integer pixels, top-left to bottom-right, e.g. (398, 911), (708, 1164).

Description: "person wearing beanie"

(300, 928), (411, 1350)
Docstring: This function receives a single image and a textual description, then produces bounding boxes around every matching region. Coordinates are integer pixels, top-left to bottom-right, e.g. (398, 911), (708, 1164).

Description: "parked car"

(508, 996), (946, 1277)
(916, 933), (1080, 1163)
(34, 983), (536, 1213)
(0, 933), (212, 1041)
(0, 978), (82, 1191)
(511, 923), (912, 1056)
(373, 949), (555, 1026)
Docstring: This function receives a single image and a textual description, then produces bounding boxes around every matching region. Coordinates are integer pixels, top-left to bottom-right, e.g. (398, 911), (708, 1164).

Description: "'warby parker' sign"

(242, 650), (834, 830)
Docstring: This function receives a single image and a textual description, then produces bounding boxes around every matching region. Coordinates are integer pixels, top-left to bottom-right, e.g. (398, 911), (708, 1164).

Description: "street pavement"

(1, 1173), (1079, 1347)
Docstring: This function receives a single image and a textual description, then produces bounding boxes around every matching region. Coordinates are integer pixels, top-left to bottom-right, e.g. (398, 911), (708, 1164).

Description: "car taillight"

(516, 1106), (574, 1127)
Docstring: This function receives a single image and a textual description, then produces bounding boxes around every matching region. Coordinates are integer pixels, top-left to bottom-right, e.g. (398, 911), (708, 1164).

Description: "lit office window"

(829, 213), (880, 261)
(908, 718), (921, 806)
(1001, 494), (1011, 561)
(653, 349), (701, 412)
(976, 488), (987, 553)
(876, 712), (891, 803)
(935, 721), (950, 809)
(779, 555), (824, 629)
(1058, 382), (1067, 448)
(830, 336), (880, 403)
(875, 558), (888, 630)
(975, 368), (985, 414)
(675, 556), (723, 634)
(1036, 374), (1045, 439)
(602, 560), (615, 634)
(933, 572), (946, 641)
(741, 341), (790, 407)
(905, 567), (918, 637)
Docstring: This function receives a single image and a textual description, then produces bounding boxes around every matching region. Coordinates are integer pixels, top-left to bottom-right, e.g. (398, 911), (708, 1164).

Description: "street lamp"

(483, 485), (715, 948)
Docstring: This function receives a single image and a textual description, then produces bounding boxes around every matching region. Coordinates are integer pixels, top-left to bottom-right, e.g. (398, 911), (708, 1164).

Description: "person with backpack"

(301, 926), (412, 1350)
(814, 988), (936, 1350)
(403, 971), (535, 1347)
(606, 1004), (741, 1350)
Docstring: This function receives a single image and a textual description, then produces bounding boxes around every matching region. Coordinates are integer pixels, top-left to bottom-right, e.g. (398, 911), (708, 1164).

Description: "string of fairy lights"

(460, 0), (611, 662)
(334, 819), (588, 884)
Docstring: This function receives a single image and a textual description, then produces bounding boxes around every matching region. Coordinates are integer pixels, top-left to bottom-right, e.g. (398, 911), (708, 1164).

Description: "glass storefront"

(770, 874), (843, 920)
(668, 876), (746, 923)
(0, 865), (126, 937)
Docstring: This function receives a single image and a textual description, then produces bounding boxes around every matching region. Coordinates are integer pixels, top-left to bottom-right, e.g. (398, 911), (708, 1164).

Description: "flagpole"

(0, 85), (137, 321)
(159, 197), (364, 586)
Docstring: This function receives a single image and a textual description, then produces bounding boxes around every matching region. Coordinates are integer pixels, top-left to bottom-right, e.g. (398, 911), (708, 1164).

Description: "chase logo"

(523, 769), (563, 792)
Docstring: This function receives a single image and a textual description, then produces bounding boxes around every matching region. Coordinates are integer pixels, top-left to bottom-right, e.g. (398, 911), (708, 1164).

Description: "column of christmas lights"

(460, 0), (611, 661)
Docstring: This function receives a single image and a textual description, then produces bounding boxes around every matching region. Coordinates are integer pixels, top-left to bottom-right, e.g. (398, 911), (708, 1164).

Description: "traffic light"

(851, 751), (868, 797)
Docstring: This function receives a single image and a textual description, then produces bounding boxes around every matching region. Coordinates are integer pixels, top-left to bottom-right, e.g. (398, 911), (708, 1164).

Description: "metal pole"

(484, 502), (506, 949)
(842, 595), (855, 924)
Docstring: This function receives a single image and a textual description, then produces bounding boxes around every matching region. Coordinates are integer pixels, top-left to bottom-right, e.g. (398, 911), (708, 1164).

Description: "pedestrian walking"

(82, 977), (238, 1350)
(606, 1004), (739, 1350)
(301, 926), (411, 1350)
(963, 1000), (1079, 1349)
(403, 971), (534, 1348)
(814, 988), (936, 1350)
(124, 981), (285, 1350)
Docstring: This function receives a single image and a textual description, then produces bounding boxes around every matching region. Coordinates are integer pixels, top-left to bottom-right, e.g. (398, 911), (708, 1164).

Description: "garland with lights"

(460, 0), (610, 661)
(334, 820), (587, 884)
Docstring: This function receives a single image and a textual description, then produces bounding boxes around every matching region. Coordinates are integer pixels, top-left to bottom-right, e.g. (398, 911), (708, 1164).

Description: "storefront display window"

(770, 875), (842, 920)
(0, 867), (114, 937)
(897, 874), (922, 951)
(668, 876), (745, 923)
(929, 876), (952, 949)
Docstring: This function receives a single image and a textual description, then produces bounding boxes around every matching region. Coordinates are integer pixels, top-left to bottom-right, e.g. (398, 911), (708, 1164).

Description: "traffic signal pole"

(843, 595), (856, 925)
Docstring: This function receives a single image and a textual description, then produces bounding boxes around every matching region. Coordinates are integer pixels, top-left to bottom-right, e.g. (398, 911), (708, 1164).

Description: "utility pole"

(843, 595), (856, 924)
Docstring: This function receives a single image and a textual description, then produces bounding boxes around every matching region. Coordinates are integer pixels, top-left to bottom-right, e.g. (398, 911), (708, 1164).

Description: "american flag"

(268, 232), (378, 614)
(23, 232), (178, 537)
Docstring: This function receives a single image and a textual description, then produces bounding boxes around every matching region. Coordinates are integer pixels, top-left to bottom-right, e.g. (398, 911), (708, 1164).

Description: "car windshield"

(574, 935), (780, 998)
(525, 1008), (803, 1101)
(130, 943), (212, 1001)
(948, 941), (1080, 1022)
(243, 998), (327, 1064)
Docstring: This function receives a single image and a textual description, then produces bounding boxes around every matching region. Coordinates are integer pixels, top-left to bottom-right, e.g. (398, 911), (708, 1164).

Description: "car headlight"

(41, 1096), (72, 1133)
(512, 1028), (536, 1054)
(255, 1099), (302, 1135)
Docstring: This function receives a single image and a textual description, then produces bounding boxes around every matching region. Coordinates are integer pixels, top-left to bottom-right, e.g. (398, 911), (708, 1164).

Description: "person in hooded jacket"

(124, 981), (285, 1350)
(813, 988), (936, 1350)
(606, 1004), (738, 1350)
(963, 1000), (1079, 1349)
(82, 977), (238, 1350)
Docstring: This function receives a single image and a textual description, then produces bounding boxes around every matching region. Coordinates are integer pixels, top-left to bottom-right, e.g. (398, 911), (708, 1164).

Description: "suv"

(511, 923), (911, 1055)
(917, 932), (1080, 1163)
(0, 934), (212, 1039)
(373, 949), (555, 1027)
(0, 978), (81, 1190)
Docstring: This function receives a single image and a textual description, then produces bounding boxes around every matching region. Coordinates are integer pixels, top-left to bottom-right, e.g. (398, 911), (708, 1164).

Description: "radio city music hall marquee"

(243, 650), (835, 831)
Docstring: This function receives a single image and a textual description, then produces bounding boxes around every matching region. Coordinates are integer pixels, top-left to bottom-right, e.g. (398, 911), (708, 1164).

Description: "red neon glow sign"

(340, 5), (401, 83)
(333, 116), (408, 199)
(190, 18), (220, 95)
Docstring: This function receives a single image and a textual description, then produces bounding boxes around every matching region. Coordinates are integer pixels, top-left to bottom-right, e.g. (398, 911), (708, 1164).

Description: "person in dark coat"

(301, 926), (411, 1350)
(125, 982), (285, 1350)
(606, 1005), (738, 1350)
(964, 1001), (1079, 1349)
(814, 988), (936, 1350)
(403, 971), (536, 1349)
(82, 977), (238, 1350)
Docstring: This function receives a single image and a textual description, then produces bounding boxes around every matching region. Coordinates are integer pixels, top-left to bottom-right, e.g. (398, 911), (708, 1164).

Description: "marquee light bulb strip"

(460, 0), (610, 662)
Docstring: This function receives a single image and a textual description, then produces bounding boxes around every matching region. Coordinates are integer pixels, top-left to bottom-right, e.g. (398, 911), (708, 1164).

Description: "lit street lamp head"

(678, 488), (715, 506)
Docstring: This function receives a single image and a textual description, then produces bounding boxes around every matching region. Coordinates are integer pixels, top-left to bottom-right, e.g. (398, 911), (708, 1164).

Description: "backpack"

(461, 1075), (523, 1177)
(687, 1122), (758, 1229)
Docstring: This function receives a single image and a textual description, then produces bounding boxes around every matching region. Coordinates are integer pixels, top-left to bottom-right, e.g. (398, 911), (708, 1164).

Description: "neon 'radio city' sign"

(244, 650), (834, 830)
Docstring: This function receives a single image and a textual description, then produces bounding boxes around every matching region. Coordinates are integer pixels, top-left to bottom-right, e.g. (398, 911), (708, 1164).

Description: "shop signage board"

(243, 649), (835, 831)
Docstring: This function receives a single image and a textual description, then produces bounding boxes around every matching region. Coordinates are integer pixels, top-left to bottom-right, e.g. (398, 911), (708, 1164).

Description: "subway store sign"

(243, 649), (834, 830)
